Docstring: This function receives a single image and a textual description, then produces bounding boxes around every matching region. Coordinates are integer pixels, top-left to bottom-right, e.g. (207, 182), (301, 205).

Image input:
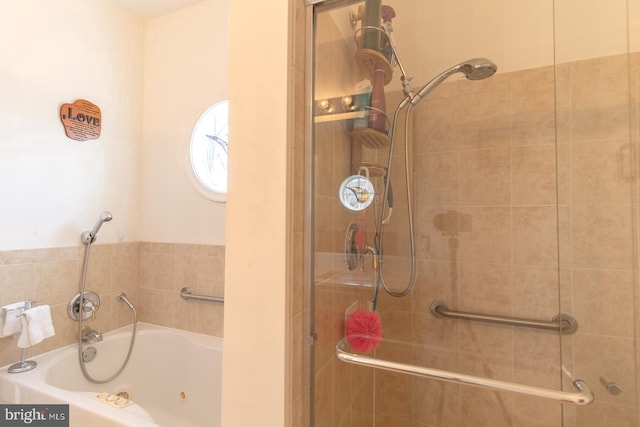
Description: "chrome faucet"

(81, 326), (103, 343)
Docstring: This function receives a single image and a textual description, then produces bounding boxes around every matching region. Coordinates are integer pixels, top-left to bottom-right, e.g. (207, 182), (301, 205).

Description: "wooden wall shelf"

(354, 49), (393, 85)
(351, 127), (389, 149)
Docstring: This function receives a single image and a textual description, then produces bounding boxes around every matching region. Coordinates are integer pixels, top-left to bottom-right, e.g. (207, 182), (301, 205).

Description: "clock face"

(190, 100), (228, 201)
(339, 174), (375, 211)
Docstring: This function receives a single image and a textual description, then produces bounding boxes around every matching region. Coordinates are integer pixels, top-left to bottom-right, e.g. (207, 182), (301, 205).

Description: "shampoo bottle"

(368, 62), (386, 132)
(353, 79), (371, 129)
(381, 5), (396, 63)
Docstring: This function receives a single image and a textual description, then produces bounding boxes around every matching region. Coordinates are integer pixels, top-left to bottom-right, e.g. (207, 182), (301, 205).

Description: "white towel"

(17, 305), (55, 348)
(1, 302), (27, 337)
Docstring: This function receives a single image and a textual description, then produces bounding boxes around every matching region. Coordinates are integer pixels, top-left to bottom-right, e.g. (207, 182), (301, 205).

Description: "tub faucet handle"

(81, 326), (103, 343)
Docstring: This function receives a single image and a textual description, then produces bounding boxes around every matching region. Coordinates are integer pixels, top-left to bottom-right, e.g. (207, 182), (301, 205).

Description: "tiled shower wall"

(0, 242), (224, 368)
(312, 21), (640, 425)
(370, 52), (639, 427)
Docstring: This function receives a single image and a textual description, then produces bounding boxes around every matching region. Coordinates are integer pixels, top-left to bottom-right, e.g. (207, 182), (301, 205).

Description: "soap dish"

(94, 392), (135, 409)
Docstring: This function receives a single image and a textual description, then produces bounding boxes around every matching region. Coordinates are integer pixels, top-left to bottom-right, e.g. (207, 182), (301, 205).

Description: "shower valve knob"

(600, 377), (622, 396)
(67, 291), (101, 321)
(82, 300), (97, 320)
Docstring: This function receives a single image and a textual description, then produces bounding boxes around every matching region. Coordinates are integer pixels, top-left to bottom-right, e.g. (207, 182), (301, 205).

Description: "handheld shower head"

(460, 58), (498, 80)
(81, 211), (113, 245)
(100, 211), (113, 222)
(410, 58), (497, 106)
(92, 211), (113, 235)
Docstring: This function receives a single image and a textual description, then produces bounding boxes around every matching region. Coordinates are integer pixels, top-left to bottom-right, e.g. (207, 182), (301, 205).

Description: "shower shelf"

(354, 48), (393, 85)
(314, 110), (366, 123)
(351, 127), (389, 149)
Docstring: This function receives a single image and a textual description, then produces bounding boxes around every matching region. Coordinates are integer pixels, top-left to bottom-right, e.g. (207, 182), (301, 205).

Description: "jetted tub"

(0, 323), (223, 427)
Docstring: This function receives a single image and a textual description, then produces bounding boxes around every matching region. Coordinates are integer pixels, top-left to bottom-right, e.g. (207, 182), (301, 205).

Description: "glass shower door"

(554, 0), (639, 425)
(307, 1), (638, 426)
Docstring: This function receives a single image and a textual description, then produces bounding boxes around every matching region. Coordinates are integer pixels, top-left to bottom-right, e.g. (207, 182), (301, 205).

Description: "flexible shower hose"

(77, 242), (137, 384)
(376, 101), (417, 297)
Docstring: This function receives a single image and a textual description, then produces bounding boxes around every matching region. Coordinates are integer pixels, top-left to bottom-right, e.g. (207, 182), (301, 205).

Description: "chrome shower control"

(600, 377), (622, 396)
(67, 291), (101, 321)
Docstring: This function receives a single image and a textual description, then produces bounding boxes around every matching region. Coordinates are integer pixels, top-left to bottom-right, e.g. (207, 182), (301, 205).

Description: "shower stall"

(304, 0), (640, 426)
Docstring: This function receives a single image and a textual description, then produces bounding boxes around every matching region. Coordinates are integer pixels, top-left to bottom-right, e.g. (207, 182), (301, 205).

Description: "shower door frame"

(303, 3), (367, 427)
(302, 0), (637, 426)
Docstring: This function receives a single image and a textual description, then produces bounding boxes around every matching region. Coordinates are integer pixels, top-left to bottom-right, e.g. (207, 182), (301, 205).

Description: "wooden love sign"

(60, 99), (102, 141)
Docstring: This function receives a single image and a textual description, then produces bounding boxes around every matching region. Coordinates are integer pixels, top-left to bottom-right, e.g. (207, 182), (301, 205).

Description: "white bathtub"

(0, 323), (223, 427)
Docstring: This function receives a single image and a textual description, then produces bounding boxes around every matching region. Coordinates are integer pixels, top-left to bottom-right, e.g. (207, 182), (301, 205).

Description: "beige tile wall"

(373, 53), (638, 427)
(311, 44), (640, 427)
(139, 242), (225, 336)
(0, 243), (139, 367)
(0, 241), (224, 368)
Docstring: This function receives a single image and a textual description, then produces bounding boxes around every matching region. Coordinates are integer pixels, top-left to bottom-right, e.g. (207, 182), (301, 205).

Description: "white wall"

(141, 0), (228, 245)
(0, 0), (144, 251)
(0, 0), (227, 251)
(221, 0), (289, 426)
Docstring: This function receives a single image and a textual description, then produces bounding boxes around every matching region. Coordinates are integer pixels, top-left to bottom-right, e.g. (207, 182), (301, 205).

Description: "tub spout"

(81, 326), (103, 343)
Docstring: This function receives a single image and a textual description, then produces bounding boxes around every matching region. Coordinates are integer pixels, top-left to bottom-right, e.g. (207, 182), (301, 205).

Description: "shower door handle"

(335, 339), (593, 406)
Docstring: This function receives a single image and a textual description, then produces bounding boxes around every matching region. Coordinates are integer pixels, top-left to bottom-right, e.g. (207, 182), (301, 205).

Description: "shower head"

(461, 58), (498, 80)
(410, 58), (497, 106)
(81, 211), (113, 245)
(101, 211), (113, 221)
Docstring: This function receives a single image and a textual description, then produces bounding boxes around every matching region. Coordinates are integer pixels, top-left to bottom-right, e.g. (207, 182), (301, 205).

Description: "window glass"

(189, 100), (228, 201)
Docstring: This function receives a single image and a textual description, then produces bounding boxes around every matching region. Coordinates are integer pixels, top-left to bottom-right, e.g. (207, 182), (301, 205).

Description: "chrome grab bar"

(180, 287), (224, 303)
(335, 339), (593, 405)
(430, 301), (578, 334)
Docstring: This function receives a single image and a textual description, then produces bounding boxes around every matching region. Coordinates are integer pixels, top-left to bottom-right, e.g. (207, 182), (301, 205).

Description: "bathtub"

(0, 323), (223, 427)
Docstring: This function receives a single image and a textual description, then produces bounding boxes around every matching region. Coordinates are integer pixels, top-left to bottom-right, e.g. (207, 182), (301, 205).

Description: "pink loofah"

(345, 310), (382, 353)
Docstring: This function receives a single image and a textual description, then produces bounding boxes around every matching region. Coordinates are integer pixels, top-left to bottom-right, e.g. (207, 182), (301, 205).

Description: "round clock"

(339, 171), (375, 211)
